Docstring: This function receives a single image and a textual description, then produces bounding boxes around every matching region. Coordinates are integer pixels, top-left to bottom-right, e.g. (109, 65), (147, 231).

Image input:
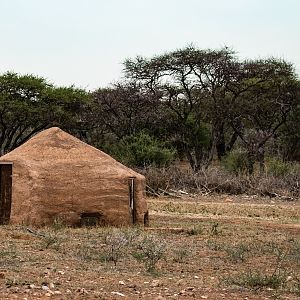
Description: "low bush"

(228, 270), (287, 290)
(76, 244), (100, 262)
(39, 230), (65, 251)
(103, 131), (175, 168)
(266, 157), (293, 177)
(225, 243), (250, 263)
(222, 149), (251, 175)
(131, 233), (167, 273)
(210, 222), (221, 236)
(172, 247), (191, 263)
(0, 242), (17, 267)
(187, 224), (203, 236)
(103, 229), (129, 266)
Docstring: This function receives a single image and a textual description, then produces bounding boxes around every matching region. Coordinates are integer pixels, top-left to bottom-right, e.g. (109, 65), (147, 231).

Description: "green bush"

(225, 243), (249, 263)
(172, 246), (192, 263)
(104, 131), (176, 168)
(228, 270), (287, 290)
(267, 157), (292, 177)
(103, 229), (129, 266)
(222, 149), (251, 175)
(131, 233), (167, 273)
(186, 224), (203, 236)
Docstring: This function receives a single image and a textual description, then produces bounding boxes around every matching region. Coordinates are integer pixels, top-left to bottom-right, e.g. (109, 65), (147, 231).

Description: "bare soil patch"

(0, 195), (299, 299)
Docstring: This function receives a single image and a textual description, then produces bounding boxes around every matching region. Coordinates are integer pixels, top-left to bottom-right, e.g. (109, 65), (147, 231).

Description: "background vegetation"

(1, 46), (299, 197)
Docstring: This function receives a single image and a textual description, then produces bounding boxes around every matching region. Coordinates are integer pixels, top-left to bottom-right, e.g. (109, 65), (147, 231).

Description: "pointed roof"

(0, 127), (143, 179)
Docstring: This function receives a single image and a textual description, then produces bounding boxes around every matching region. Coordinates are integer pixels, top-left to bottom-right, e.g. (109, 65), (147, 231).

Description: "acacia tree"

(228, 59), (299, 174)
(277, 100), (300, 161)
(0, 72), (89, 155)
(0, 72), (49, 155)
(124, 47), (299, 173)
(90, 82), (161, 146)
(124, 46), (240, 171)
(41, 85), (91, 139)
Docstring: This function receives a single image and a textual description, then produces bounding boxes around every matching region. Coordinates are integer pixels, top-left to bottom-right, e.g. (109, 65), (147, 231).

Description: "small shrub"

(76, 245), (99, 262)
(0, 243), (17, 267)
(40, 233), (63, 250)
(52, 218), (67, 231)
(122, 227), (143, 244)
(162, 202), (179, 213)
(106, 131), (176, 168)
(206, 239), (224, 251)
(131, 234), (167, 273)
(187, 225), (203, 236)
(295, 276), (300, 296)
(173, 247), (191, 263)
(267, 158), (292, 177)
(228, 270), (287, 290)
(222, 149), (250, 175)
(286, 239), (300, 267)
(5, 277), (31, 288)
(211, 222), (221, 236)
(225, 243), (249, 263)
(261, 241), (287, 261)
(0, 243), (17, 259)
(103, 229), (129, 266)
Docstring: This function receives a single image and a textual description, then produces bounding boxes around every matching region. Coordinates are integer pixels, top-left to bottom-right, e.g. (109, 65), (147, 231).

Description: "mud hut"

(0, 127), (148, 226)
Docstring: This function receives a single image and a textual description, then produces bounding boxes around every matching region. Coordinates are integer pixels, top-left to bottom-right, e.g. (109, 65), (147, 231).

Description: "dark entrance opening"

(128, 177), (136, 224)
(0, 162), (12, 225)
(80, 212), (104, 227)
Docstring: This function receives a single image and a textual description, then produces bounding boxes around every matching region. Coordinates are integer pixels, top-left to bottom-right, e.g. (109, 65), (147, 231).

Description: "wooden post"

(0, 162), (12, 225)
(128, 177), (136, 224)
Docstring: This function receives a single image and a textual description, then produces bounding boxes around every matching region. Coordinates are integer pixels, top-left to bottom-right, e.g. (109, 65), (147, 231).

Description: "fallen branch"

(146, 185), (160, 197)
(158, 188), (181, 198)
(24, 227), (46, 238)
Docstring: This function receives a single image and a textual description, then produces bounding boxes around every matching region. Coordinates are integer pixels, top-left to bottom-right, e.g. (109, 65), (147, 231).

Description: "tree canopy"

(0, 46), (299, 175)
(0, 72), (90, 155)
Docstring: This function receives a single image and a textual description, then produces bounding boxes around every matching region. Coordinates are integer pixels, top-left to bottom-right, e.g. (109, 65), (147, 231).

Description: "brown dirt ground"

(0, 194), (299, 300)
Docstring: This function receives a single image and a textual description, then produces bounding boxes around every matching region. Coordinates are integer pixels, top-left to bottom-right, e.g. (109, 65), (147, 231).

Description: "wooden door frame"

(128, 177), (136, 224)
(0, 162), (13, 225)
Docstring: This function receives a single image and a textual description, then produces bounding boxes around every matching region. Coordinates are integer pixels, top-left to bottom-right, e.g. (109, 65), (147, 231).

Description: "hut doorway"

(0, 163), (12, 225)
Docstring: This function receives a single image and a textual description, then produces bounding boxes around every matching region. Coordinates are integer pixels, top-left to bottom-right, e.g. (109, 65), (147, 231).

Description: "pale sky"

(0, 0), (299, 90)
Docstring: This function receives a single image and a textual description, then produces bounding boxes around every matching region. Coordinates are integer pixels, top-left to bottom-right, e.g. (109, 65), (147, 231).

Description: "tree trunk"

(194, 144), (204, 172)
(226, 131), (239, 153)
(215, 122), (226, 160)
(184, 145), (196, 172)
(258, 146), (265, 176)
(247, 152), (255, 175)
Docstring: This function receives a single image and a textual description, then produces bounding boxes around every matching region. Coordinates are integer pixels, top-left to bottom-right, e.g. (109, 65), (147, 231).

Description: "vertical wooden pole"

(128, 177), (136, 224)
(0, 163), (12, 225)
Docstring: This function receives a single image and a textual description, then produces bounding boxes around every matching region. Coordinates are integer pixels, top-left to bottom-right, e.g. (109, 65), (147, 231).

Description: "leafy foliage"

(0, 72), (90, 155)
(0, 45), (299, 182)
(222, 149), (251, 175)
(131, 233), (167, 273)
(266, 158), (292, 177)
(102, 131), (175, 167)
